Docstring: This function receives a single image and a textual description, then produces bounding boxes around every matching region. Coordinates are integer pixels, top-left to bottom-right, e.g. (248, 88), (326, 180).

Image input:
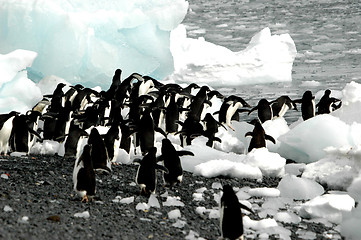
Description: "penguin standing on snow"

(158, 138), (194, 187)
(202, 113), (226, 147)
(0, 111), (18, 155)
(73, 144), (96, 202)
(134, 147), (168, 196)
(294, 90), (315, 121)
(215, 95), (251, 131)
(271, 96), (298, 119)
(87, 128), (111, 174)
(316, 89), (342, 114)
(248, 98), (273, 123)
(220, 185), (254, 240)
(245, 119), (276, 153)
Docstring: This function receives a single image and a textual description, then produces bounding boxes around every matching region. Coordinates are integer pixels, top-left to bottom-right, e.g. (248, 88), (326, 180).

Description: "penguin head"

(303, 90), (313, 100)
(324, 89), (331, 96)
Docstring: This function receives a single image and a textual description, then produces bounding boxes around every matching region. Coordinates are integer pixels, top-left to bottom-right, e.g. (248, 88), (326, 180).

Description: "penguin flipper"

(156, 164), (169, 174)
(245, 132), (253, 137)
(156, 155), (164, 162)
(239, 202), (255, 215)
(213, 111), (220, 115)
(177, 150), (194, 157)
(213, 137), (222, 143)
(265, 134), (276, 144)
(155, 127), (167, 138)
(248, 106), (258, 115)
(133, 158), (142, 164)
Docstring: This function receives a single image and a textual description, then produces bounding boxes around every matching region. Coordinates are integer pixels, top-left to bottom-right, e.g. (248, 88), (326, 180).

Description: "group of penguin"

(0, 68), (342, 239)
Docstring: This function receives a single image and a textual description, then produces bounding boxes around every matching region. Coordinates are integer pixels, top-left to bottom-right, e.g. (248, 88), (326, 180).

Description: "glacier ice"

(0, 0), (189, 88)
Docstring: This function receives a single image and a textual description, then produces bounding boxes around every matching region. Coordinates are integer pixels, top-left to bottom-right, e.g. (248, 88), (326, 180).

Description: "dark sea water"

(182, 0), (361, 122)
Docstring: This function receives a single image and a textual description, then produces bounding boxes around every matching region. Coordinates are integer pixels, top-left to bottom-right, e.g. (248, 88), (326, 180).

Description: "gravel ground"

(0, 154), (343, 240)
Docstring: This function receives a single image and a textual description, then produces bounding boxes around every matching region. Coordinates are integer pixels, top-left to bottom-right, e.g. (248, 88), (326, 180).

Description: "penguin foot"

(81, 195), (89, 203)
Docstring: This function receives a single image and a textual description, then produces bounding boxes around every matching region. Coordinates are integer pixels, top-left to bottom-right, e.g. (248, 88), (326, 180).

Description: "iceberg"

(167, 25), (297, 87)
(0, 0), (189, 88)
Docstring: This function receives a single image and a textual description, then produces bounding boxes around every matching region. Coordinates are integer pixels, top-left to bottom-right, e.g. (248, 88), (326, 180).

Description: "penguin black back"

(88, 128), (111, 174)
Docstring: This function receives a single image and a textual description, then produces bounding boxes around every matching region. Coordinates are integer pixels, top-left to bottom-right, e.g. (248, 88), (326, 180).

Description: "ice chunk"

(248, 188), (280, 198)
(192, 193), (204, 201)
(274, 211), (301, 224)
(3, 205), (13, 212)
(74, 211), (90, 218)
(172, 219), (187, 228)
(147, 194), (160, 208)
(0, 50), (42, 114)
(299, 193), (355, 224)
(120, 196), (134, 204)
(193, 159), (262, 180)
(211, 182), (222, 190)
(163, 196), (185, 207)
(243, 216), (278, 230)
(277, 175), (324, 200)
(136, 202), (150, 211)
(246, 148), (286, 177)
(302, 146), (361, 191)
(278, 114), (361, 163)
(168, 209), (181, 219)
(168, 26), (297, 87)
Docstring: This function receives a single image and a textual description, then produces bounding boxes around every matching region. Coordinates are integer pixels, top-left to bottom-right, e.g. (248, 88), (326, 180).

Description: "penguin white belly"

(73, 158), (84, 195)
(111, 138), (121, 163)
(0, 116), (15, 154)
(277, 104), (289, 118)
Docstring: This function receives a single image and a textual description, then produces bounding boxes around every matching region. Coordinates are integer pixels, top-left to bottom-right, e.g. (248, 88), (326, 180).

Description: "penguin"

(138, 76), (155, 96)
(31, 98), (51, 114)
(271, 96), (298, 119)
(52, 101), (73, 142)
(164, 90), (181, 134)
(73, 144), (96, 202)
(87, 127), (111, 174)
(105, 69), (122, 100)
(245, 119), (276, 153)
(64, 121), (89, 158)
(9, 114), (42, 154)
(248, 98), (273, 123)
(176, 115), (204, 147)
(215, 95), (251, 131)
(187, 86), (211, 122)
(158, 138), (194, 187)
(0, 111), (18, 155)
(294, 90), (315, 121)
(103, 122), (121, 164)
(202, 113), (225, 147)
(220, 185), (254, 240)
(45, 83), (66, 113)
(64, 84), (84, 107)
(316, 89), (342, 114)
(134, 147), (168, 196)
(135, 107), (167, 155)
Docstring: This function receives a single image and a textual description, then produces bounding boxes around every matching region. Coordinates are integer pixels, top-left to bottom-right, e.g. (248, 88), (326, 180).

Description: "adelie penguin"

(158, 138), (194, 187)
(220, 185), (254, 240)
(0, 111), (18, 155)
(316, 89), (342, 114)
(134, 147), (168, 196)
(294, 90), (315, 121)
(245, 119), (276, 153)
(87, 127), (111, 174)
(73, 144), (96, 202)
(271, 95), (298, 119)
(215, 95), (251, 131)
(248, 98), (273, 123)
(202, 113), (225, 147)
